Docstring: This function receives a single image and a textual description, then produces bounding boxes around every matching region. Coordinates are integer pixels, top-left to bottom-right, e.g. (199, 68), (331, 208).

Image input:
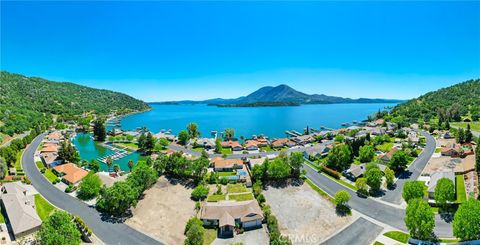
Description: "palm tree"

(105, 157), (113, 173)
(128, 160), (134, 172)
(224, 128), (235, 141)
(113, 164), (120, 173)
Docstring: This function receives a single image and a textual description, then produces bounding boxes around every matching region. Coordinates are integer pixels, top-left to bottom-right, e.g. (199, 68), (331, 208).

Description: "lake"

(72, 133), (141, 171)
(115, 103), (397, 138)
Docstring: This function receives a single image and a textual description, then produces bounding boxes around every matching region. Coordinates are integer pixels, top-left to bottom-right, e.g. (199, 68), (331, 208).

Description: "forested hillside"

(0, 71), (150, 135)
(390, 79), (480, 124)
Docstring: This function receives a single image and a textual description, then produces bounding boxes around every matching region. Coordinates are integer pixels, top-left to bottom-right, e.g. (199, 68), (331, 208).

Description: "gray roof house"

(427, 171), (455, 199)
(0, 182), (42, 239)
(303, 145), (331, 159)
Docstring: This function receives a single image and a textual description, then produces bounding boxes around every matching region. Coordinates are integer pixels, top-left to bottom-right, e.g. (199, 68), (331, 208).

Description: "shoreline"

(106, 108), (152, 125)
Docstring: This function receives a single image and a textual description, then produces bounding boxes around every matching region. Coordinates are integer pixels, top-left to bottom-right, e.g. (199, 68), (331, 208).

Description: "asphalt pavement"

(321, 218), (383, 245)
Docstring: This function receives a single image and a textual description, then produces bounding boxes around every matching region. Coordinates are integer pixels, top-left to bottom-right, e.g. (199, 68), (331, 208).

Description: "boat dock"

(97, 144), (131, 163)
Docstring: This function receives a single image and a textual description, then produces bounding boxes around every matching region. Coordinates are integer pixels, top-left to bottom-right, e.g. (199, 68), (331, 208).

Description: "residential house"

(195, 138), (216, 150)
(53, 163), (89, 184)
(40, 143), (59, 153)
(211, 158), (244, 172)
(0, 182), (42, 239)
(221, 141), (243, 151)
(46, 131), (63, 143)
(154, 131), (176, 141)
(245, 140), (259, 151)
(427, 171), (455, 199)
(441, 143), (463, 157)
(378, 147), (399, 162)
(271, 138), (296, 148)
(200, 200), (263, 237)
(344, 163), (387, 181)
(303, 144), (331, 159)
(40, 152), (62, 168)
(293, 135), (315, 145)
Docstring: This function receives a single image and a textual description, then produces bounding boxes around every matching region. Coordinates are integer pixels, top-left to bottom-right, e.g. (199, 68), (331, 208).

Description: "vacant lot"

(263, 183), (352, 244)
(126, 176), (196, 245)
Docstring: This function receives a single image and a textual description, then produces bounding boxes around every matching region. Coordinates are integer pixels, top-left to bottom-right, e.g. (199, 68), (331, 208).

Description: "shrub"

(77, 172), (102, 200)
(191, 185), (209, 201)
(256, 193), (266, 204)
(321, 166), (341, 179)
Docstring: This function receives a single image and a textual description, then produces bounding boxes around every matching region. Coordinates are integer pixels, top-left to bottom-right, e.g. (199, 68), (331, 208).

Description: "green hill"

(0, 71), (150, 135)
(391, 79), (480, 124)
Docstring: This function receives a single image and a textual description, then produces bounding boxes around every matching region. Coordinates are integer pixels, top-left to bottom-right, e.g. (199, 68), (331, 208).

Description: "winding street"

(22, 133), (162, 245)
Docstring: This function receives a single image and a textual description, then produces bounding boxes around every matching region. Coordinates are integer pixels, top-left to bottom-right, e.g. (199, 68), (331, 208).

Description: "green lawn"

(203, 228), (217, 245)
(217, 171), (236, 177)
(305, 178), (334, 202)
(451, 122), (480, 132)
(456, 175), (467, 203)
(221, 148), (233, 155)
(228, 193), (254, 201)
(435, 148), (441, 153)
(260, 146), (274, 152)
(227, 183), (247, 193)
(44, 169), (58, 183)
(15, 149), (24, 171)
(374, 242), (384, 245)
(383, 231), (409, 243)
(114, 142), (139, 150)
(321, 172), (358, 191)
(193, 147), (204, 153)
(34, 194), (56, 221)
(439, 238), (460, 243)
(0, 206), (5, 223)
(376, 143), (394, 153)
(36, 161), (46, 171)
(207, 194), (226, 202)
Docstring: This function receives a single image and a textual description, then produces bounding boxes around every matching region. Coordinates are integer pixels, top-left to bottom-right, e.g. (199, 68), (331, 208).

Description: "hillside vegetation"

(390, 79), (480, 124)
(0, 71), (150, 135)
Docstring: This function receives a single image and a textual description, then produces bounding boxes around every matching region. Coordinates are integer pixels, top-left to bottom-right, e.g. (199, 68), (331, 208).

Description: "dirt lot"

(263, 183), (352, 244)
(126, 176), (196, 245)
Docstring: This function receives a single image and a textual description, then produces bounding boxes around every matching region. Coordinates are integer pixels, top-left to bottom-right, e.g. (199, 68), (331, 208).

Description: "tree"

(224, 128), (235, 141)
(434, 178), (455, 210)
(105, 157), (113, 173)
(389, 151), (409, 172)
(405, 198), (435, 240)
(457, 128), (466, 144)
(96, 181), (139, 215)
(384, 167), (395, 188)
(143, 132), (155, 153)
(178, 130), (188, 145)
(365, 167), (383, 193)
(476, 137), (480, 171)
(38, 211), (81, 245)
(88, 159), (100, 172)
(191, 185), (209, 201)
(267, 158), (291, 179)
(214, 138), (222, 154)
(187, 123), (200, 139)
(251, 163), (266, 181)
(184, 218), (205, 245)
(402, 181), (425, 203)
(0, 158), (7, 179)
(288, 152), (304, 177)
(355, 177), (368, 196)
(127, 164), (158, 193)
(58, 141), (80, 164)
(138, 133), (146, 150)
(465, 124), (473, 143)
(326, 144), (352, 172)
(77, 172), (102, 200)
(113, 164), (120, 173)
(128, 160), (134, 172)
(93, 119), (106, 141)
(358, 145), (375, 163)
(334, 190), (350, 207)
(453, 199), (480, 241)
(190, 158), (209, 182)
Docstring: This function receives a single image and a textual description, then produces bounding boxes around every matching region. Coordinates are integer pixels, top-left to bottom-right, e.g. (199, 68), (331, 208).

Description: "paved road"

(23, 133), (162, 245)
(304, 164), (453, 237)
(381, 130), (436, 204)
(322, 218), (383, 245)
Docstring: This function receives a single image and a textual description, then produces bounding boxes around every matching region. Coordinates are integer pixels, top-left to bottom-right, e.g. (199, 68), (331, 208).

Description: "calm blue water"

(72, 133), (141, 171)
(116, 103), (396, 138)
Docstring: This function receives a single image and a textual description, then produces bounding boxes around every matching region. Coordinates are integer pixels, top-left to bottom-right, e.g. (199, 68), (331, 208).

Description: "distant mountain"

(153, 84), (402, 106)
(0, 71), (151, 135)
(391, 79), (480, 122)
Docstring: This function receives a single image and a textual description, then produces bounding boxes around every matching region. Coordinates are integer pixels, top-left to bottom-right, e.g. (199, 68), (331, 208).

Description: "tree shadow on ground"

(164, 175), (196, 189)
(369, 189), (386, 198)
(335, 205), (352, 217)
(396, 170), (413, 180)
(264, 178), (304, 190)
(97, 208), (133, 224)
(439, 209), (455, 223)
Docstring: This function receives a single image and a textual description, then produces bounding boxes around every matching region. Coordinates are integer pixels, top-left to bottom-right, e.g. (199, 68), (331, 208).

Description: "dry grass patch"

(126, 176), (196, 245)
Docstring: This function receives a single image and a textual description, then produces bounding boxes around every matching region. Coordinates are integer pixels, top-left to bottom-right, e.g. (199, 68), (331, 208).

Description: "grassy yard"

(305, 178), (334, 202)
(456, 175), (467, 203)
(260, 146), (274, 152)
(374, 242), (384, 245)
(15, 149), (24, 171)
(221, 148), (233, 155)
(34, 194), (56, 221)
(451, 122), (480, 132)
(207, 194), (226, 202)
(36, 161), (45, 171)
(217, 171), (236, 177)
(44, 169), (58, 183)
(115, 142), (139, 150)
(435, 148), (441, 153)
(203, 228), (217, 245)
(193, 147), (204, 153)
(0, 206), (5, 223)
(227, 183), (247, 193)
(383, 231), (409, 243)
(229, 193), (254, 201)
(376, 142), (394, 153)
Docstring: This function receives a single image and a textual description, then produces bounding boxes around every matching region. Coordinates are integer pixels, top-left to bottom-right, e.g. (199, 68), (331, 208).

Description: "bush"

(65, 184), (77, 193)
(77, 172), (102, 200)
(321, 166), (341, 179)
(219, 177), (228, 185)
(256, 193), (266, 204)
(191, 185), (209, 201)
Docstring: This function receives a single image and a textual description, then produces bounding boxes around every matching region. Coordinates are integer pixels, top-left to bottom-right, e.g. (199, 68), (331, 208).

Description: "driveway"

(380, 130), (436, 204)
(22, 133), (162, 245)
(304, 163), (453, 237)
(321, 218), (383, 245)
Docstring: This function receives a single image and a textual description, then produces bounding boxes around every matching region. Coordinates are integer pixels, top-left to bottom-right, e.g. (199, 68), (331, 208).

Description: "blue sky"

(1, 1), (479, 101)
